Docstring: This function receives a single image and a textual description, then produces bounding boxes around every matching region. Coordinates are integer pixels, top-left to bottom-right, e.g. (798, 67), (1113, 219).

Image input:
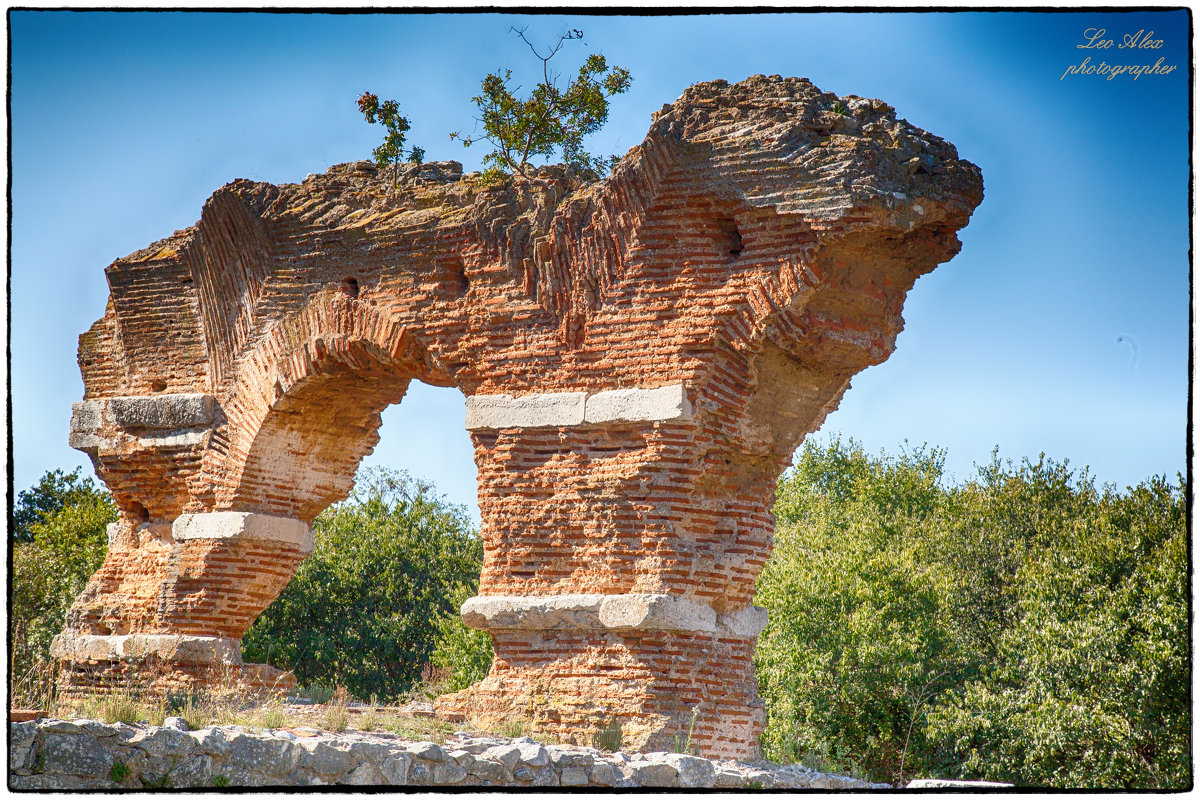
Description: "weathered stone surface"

(228, 734), (298, 777)
(718, 604), (770, 638)
(59, 74), (981, 758)
(664, 752), (717, 788)
(130, 726), (197, 758)
(516, 741), (550, 767)
(188, 728), (231, 756)
(907, 778), (1015, 788)
(714, 765), (747, 787)
(464, 391), (587, 430)
(432, 760), (467, 784)
(168, 754), (213, 788)
(583, 383), (692, 424)
(632, 759), (679, 787)
(347, 739), (392, 763)
(70, 400), (104, 433)
(461, 594), (605, 631)
(560, 765), (590, 785)
(345, 762), (386, 785)
(590, 761), (619, 786)
(598, 593), (718, 632)
(467, 756), (511, 782)
(42, 733), (113, 777)
(9, 720), (38, 770)
(406, 741), (446, 761)
(173, 511), (314, 552)
(299, 740), (354, 774)
(549, 748), (594, 768)
(108, 393), (214, 430)
(381, 753), (411, 785)
(15, 720), (890, 790)
(483, 743), (522, 771)
(50, 632), (242, 664)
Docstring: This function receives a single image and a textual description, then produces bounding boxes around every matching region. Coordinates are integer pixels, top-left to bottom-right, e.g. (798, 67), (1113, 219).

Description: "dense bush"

(754, 438), (1189, 789)
(430, 584), (494, 694)
(10, 469), (115, 690)
(242, 468), (485, 702)
(11, 466), (110, 543)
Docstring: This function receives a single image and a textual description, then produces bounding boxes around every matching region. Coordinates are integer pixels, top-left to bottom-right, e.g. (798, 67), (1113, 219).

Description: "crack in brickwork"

(59, 75), (982, 760)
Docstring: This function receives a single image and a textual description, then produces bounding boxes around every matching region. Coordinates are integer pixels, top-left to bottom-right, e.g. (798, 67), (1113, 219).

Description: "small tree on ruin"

(357, 92), (425, 177)
(451, 27), (633, 181)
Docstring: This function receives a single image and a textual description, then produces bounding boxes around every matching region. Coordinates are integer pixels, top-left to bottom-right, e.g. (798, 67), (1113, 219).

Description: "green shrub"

(429, 585), (494, 694)
(10, 470), (115, 694)
(243, 467), (483, 702)
(755, 437), (1189, 789)
(109, 761), (131, 783)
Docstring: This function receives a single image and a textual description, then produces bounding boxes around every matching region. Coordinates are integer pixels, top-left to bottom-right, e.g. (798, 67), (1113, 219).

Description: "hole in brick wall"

(717, 217), (744, 259)
(150, 379), (167, 393)
(446, 258), (470, 297)
(131, 501), (150, 523)
(360, 380), (481, 529)
(341, 277), (360, 298)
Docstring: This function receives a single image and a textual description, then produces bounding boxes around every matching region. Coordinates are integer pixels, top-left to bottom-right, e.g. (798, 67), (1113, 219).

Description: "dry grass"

(11, 663), (480, 749)
(10, 657), (60, 714)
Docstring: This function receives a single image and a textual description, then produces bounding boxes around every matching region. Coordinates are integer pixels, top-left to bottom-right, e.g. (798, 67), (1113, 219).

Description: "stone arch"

(209, 291), (455, 520)
(58, 75), (982, 760)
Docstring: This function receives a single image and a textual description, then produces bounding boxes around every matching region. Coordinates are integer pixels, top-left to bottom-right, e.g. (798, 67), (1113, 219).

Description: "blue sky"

(10, 10), (1190, 525)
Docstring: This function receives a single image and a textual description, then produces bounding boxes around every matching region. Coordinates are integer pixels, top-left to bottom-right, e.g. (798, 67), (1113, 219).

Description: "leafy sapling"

(357, 92), (424, 182)
(451, 27), (632, 181)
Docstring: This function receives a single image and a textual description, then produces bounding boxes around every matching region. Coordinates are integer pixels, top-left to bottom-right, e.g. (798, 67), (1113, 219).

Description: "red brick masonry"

(59, 75), (982, 759)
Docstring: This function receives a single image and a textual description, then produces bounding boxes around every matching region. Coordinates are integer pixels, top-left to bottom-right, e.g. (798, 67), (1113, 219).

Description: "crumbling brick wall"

(59, 75), (982, 759)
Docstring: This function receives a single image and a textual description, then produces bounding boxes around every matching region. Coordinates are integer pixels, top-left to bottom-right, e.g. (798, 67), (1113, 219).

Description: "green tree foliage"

(430, 585), (494, 694)
(450, 27), (632, 180)
(357, 92), (425, 171)
(12, 466), (106, 543)
(755, 438), (1189, 789)
(242, 468), (483, 702)
(11, 470), (115, 682)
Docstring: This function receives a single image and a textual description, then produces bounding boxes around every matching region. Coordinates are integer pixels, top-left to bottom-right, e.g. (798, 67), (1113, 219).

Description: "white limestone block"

(461, 593), (725, 634)
(584, 384), (692, 424)
(50, 632), (242, 665)
(172, 511), (314, 553)
(108, 393), (214, 430)
(70, 400), (105, 434)
(599, 594), (717, 633)
(460, 594), (606, 631)
(464, 392), (587, 430)
(717, 605), (769, 638)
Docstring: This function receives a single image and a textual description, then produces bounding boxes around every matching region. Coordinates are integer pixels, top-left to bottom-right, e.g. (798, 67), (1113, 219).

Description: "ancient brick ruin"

(57, 75), (982, 760)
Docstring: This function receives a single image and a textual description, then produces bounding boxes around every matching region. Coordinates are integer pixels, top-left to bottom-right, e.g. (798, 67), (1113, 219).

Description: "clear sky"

(9, 9), (1190, 526)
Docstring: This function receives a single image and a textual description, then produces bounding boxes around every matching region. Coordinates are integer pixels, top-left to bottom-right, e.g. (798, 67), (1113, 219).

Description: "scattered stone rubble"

(9, 718), (891, 790)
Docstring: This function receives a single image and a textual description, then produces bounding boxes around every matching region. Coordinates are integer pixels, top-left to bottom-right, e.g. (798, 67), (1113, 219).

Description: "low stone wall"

(9, 717), (889, 790)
